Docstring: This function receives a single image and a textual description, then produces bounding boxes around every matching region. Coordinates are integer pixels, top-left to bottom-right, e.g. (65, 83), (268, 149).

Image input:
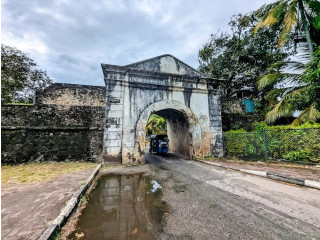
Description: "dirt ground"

(1, 163), (98, 240)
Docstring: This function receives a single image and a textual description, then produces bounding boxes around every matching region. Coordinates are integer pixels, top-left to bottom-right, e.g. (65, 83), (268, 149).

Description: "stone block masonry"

(2, 128), (103, 164)
(1, 83), (106, 164)
(1, 105), (105, 128)
(36, 83), (106, 107)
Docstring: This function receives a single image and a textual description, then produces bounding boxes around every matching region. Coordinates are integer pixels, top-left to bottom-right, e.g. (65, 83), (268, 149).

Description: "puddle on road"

(68, 173), (166, 240)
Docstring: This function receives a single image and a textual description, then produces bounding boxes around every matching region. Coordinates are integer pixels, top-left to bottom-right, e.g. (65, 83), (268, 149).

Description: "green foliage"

(283, 150), (311, 162)
(198, 11), (290, 97)
(227, 118), (320, 133)
(298, 121), (320, 128)
(254, 1), (320, 126)
(224, 132), (249, 157)
(156, 118), (166, 131)
(254, 0), (320, 53)
(251, 121), (320, 131)
(1, 44), (52, 104)
(256, 47), (320, 126)
(302, 46), (320, 110)
(199, 1), (320, 126)
(252, 122), (268, 132)
(227, 128), (247, 133)
(225, 122), (320, 163)
(146, 114), (167, 135)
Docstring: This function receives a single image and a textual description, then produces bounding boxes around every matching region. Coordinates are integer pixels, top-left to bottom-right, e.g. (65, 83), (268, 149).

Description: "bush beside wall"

(224, 122), (320, 163)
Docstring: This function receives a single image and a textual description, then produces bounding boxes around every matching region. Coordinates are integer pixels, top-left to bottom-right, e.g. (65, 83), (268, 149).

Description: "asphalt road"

(146, 152), (320, 240)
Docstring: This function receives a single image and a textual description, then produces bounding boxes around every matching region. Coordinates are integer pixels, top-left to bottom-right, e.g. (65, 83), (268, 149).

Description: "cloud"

(2, 0), (275, 86)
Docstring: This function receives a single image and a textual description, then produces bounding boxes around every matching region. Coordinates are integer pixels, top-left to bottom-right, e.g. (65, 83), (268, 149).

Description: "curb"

(39, 164), (101, 240)
(196, 160), (320, 191)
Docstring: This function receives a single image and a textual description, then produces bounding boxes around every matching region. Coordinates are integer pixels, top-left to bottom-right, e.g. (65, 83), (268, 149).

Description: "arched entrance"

(101, 54), (223, 164)
(134, 100), (204, 163)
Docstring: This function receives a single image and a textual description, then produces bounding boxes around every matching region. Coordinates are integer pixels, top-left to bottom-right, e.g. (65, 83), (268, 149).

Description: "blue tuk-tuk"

(149, 134), (169, 154)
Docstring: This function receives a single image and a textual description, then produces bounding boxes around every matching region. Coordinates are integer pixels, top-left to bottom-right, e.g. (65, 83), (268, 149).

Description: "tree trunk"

(299, 0), (314, 59)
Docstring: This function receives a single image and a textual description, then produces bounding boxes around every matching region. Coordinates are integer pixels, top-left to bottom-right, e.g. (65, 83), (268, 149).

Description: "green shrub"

(250, 121), (320, 131)
(283, 150), (311, 162)
(224, 124), (320, 162)
(227, 128), (247, 133)
(252, 122), (268, 132)
(224, 130), (249, 157)
(298, 121), (320, 129)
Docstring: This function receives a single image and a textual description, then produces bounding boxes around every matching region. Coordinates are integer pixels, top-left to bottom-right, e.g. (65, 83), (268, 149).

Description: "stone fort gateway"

(2, 54), (223, 165)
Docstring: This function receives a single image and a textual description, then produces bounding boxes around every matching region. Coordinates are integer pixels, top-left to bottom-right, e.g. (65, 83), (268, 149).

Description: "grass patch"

(1, 161), (98, 185)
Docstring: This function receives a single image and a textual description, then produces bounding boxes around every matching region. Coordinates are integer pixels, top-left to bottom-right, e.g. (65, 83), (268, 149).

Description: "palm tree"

(257, 46), (320, 125)
(254, 0), (320, 125)
(254, 0), (320, 58)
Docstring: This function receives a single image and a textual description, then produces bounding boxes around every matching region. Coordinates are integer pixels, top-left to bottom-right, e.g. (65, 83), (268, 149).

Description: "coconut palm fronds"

(291, 103), (320, 126)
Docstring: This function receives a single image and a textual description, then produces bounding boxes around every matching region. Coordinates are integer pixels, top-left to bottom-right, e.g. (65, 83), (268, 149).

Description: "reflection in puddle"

(68, 173), (166, 240)
(151, 180), (162, 192)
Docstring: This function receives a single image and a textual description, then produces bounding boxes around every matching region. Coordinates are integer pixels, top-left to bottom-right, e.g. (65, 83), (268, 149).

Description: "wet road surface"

(68, 173), (166, 240)
(147, 152), (320, 240)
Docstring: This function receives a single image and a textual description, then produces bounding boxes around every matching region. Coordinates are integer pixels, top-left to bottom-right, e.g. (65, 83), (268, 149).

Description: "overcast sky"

(2, 0), (275, 86)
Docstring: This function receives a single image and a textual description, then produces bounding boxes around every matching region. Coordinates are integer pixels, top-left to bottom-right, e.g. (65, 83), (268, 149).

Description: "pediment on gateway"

(125, 54), (204, 77)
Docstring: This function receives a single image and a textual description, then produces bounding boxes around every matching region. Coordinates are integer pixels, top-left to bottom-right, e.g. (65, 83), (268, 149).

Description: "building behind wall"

(221, 89), (265, 131)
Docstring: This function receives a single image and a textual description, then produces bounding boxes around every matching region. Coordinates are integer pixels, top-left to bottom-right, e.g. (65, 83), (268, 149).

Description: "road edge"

(38, 163), (101, 240)
(196, 159), (320, 191)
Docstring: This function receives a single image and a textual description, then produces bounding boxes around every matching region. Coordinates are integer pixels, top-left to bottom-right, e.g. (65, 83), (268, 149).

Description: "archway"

(133, 100), (203, 163)
(102, 54), (223, 164)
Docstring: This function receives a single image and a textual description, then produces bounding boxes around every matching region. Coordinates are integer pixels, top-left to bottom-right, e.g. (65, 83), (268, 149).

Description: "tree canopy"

(146, 114), (167, 135)
(198, 10), (290, 98)
(254, 0), (320, 57)
(1, 44), (52, 104)
(198, 1), (320, 126)
(257, 46), (320, 125)
(254, 1), (320, 125)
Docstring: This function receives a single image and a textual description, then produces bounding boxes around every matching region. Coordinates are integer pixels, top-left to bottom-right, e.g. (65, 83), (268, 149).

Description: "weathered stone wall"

(208, 89), (224, 157)
(1, 105), (104, 127)
(102, 54), (223, 164)
(125, 54), (203, 77)
(221, 98), (245, 113)
(103, 72), (216, 164)
(36, 83), (106, 107)
(167, 119), (191, 157)
(1, 104), (104, 164)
